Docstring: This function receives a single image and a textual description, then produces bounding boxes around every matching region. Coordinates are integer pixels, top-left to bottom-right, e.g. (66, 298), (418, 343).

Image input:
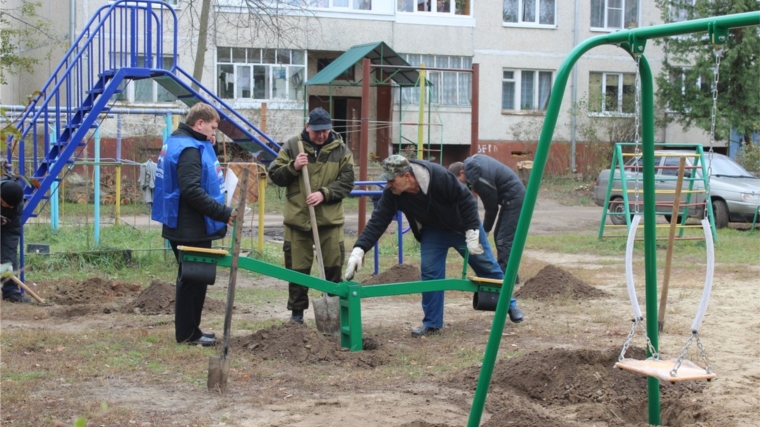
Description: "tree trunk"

(191, 0), (212, 91)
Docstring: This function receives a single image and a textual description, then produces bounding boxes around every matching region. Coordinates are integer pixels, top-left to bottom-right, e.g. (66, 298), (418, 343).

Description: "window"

(312, 0), (372, 10)
(397, 0), (470, 15)
(669, 0), (695, 22)
(503, 0), (556, 26)
(216, 47), (306, 101)
(112, 54), (177, 103)
(591, 0), (639, 30)
(399, 55), (472, 106)
(666, 67), (711, 112)
(501, 69), (552, 111)
(588, 72), (635, 114)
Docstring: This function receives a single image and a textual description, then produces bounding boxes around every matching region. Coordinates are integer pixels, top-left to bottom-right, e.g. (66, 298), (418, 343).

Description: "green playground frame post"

(467, 12), (758, 427)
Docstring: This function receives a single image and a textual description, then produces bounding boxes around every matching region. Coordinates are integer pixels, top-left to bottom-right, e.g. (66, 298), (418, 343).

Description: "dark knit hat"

(1, 180), (24, 207)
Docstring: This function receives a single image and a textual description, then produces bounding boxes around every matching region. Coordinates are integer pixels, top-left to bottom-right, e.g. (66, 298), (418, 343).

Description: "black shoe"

(508, 306), (524, 323)
(4, 294), (32, 303)
(201, 332), (215, 339)
(411, 325), (440, 338)
(186, 336), (217, 347)
(289, 309), (304, 324)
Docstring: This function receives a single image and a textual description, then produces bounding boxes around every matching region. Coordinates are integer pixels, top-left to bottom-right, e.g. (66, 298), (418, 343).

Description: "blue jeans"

(419, 224), (518, 329)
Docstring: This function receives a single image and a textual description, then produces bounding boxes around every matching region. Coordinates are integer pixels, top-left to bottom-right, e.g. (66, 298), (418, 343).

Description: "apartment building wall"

(3, 0), (718, 168)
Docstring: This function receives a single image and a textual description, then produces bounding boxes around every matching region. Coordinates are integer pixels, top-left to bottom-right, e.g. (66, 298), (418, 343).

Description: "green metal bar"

(219, 256), (345, 296)
(597, 146), (619, 239)
(639, 55), (661, 426)
(342, 283), (364, 351)
(358, 279), (477, 298)
(467, 12), (760, 426)
(751, 206), (760, 232)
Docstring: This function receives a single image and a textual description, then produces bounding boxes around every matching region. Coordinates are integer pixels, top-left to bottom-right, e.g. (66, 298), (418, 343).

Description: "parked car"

(593, 151), (760, 228)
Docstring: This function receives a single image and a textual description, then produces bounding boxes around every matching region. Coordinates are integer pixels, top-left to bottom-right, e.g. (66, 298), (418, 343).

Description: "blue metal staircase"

(5, 0), (280, 225)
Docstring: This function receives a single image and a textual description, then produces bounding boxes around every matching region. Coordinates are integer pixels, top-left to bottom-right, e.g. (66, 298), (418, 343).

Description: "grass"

(538, 174), (596, 206)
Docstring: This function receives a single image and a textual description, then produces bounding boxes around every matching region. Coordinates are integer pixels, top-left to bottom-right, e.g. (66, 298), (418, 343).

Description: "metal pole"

(115, 114), (122, 225)
(639, 55), (661, 426)
(359, 58), (371, 235)
(417, 63), (426, 159)
(94, 127), (101, 246)
(50, 127), (60, 231)
(470, 63), (479, 156)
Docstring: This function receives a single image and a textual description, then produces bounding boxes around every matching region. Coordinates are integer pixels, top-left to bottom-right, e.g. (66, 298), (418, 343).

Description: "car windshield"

(706, 155), (757, 178)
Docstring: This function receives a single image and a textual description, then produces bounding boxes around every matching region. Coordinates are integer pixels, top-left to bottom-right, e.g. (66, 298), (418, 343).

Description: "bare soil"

(2, 197), (758, 427)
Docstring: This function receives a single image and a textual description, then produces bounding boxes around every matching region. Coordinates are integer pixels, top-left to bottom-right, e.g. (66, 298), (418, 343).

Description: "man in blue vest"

(152, 102), (237, 346)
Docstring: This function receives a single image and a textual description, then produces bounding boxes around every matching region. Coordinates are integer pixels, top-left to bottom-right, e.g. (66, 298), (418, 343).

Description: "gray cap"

(379, 155), (412, 181)
(307, 108), (332, 131)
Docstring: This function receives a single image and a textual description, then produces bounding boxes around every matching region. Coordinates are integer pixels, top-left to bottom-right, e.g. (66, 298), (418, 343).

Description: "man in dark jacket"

(449, 155), (525, 323)
(268, 108), (355, 324)
(344, 155), (522, 337)
(152, 102), (236, 346)
(1, 172), (31, 303)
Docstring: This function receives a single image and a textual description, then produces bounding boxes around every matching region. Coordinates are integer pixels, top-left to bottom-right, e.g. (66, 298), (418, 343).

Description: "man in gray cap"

(344, 154), (523, 337)
(269, 108), (355, 324)
(1, 170), (31, 303)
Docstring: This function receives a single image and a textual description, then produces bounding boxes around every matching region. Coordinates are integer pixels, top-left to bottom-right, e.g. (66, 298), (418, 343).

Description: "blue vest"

(151, 136), (226, 235)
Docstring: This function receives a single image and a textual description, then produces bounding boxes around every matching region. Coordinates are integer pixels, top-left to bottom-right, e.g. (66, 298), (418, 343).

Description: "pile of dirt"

(120, 280), (225, 315)
(362, 263), (420, 286)
(514, 265), (610, 300)
(233, 323), (388, 368)
(50, 278), (142, 305)
(398, 422), (453, 427)
(448, 347), (708, 426)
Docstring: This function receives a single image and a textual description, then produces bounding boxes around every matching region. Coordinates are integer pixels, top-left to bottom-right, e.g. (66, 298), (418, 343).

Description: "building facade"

(2, 0), (715, 172)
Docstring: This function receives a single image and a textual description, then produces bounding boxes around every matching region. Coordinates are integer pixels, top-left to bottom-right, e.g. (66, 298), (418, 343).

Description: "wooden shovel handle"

(296, 140), (326, 280)
(221, 168), (249, 357)
(9, 275), (45, 304)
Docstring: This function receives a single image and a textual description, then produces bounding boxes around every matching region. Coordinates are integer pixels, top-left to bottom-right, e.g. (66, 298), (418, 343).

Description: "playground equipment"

(6, 0), (280, 228)
(177, 240), (504, 351)
(466, 12), (760, 427)
(597, 143), (718, 241)
(614, 215), (717, 383)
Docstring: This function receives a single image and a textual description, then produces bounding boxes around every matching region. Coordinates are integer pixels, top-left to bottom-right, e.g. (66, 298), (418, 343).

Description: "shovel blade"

(207, 355), (230, 393)
(313, 294), (340, 335)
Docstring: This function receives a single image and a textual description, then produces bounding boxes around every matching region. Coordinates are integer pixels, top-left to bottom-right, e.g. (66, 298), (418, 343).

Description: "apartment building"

(3, 0), (713, 171)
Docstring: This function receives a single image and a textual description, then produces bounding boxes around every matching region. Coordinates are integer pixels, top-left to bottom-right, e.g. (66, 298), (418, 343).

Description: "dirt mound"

(233, 323), (388, 368)
(397, 422), (453, 427)
(515, 265), (610, 300)
(362, 263), (420, 285)
(448, 347), (709, 426)
(50, 278), (142, 305)
(121, 280), (225, 315)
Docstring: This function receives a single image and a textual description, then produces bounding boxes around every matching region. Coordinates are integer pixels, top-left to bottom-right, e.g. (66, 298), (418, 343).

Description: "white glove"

(465, 229), (484, 255)
(344, 247), (365, 281)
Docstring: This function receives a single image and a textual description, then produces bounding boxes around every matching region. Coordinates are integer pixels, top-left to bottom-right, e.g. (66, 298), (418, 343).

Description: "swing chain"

(705, 47), (722, 218)
(695, 332), (713, 374)
(632, 53), (643, 215)
(618, 317), (660, 362)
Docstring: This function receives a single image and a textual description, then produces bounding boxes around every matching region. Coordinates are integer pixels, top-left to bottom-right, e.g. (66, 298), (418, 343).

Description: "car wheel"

(609, 197), (630, 226)
(663, 214), (683, 224)
(711, 199), (730, 229)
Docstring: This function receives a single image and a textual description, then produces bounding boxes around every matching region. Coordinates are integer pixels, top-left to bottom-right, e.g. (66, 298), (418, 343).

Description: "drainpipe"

(570, 0), (580, 173)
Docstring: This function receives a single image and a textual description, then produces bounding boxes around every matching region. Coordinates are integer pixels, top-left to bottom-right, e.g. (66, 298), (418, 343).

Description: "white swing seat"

(615, 358), (717, 383)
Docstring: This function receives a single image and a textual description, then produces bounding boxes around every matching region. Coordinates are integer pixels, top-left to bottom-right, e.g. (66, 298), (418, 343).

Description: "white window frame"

(396, 0), (471, 16)
(669, 0), (696, 22)
(502, 0), (556, 28)
(216, 47), (307, 103)
(590, 0), (639, 31)
(501, 69), (553, 112)
(666, 66), (711, 113)
(399, 54), (472, 106)
(588, 71), (636, 115)
(111, 53), (177, 104)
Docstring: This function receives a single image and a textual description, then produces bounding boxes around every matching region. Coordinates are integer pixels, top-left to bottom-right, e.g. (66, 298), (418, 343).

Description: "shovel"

(297, 140), (341, 335)
(208, 168), (249, 393)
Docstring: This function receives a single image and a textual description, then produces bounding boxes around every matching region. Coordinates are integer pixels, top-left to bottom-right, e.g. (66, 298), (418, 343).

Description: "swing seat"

(615, 358), (716, 383)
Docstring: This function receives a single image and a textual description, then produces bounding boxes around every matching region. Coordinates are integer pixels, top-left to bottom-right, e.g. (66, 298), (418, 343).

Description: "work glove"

(465, 229), (484, 255)
(344, 247), (365, 281)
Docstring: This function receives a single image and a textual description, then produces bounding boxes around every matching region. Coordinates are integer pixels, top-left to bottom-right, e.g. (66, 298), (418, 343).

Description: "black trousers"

(494, 200), (522, 282)
(170, 240), (211, 343)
